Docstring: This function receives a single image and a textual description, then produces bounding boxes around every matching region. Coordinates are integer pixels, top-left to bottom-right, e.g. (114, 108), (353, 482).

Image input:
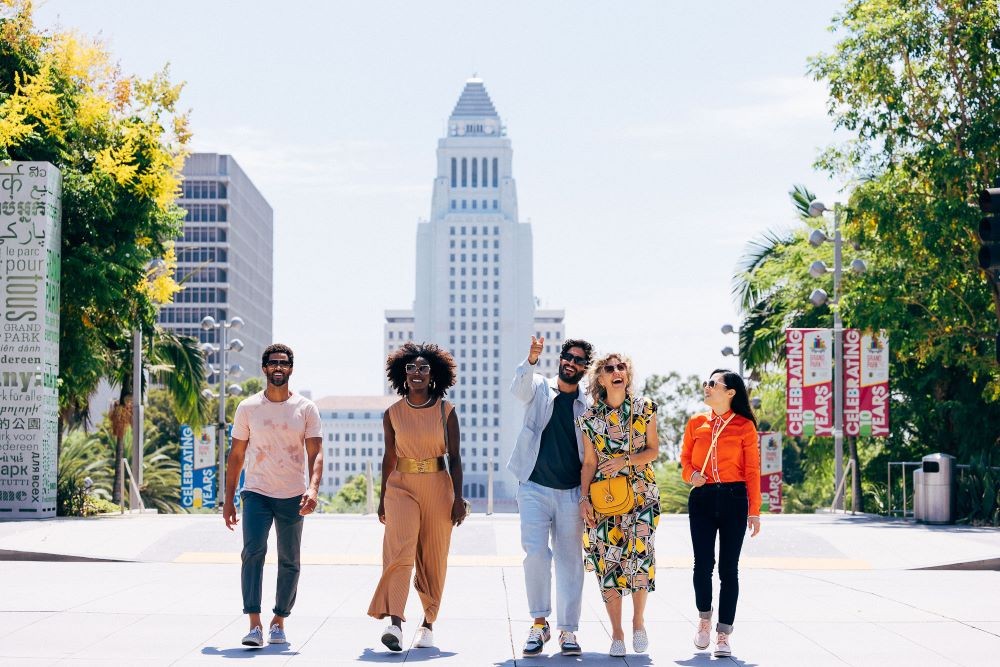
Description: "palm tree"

(730, 184), (829, 375)
(108, 326), (208, 504)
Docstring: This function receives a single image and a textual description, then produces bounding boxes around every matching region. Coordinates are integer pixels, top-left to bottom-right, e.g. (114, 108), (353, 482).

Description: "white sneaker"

(694, 617), (711, 650)
(713, 632), (732, 658)
(609, 638), (626, 657)
(381, 624), (403, 652)
(414, 626), (434, 648)
(632, 627), (648, 653)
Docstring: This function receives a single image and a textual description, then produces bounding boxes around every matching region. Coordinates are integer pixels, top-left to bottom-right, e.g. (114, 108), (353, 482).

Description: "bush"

(655, 462), (690, 514)
(57, 431), (113, 516)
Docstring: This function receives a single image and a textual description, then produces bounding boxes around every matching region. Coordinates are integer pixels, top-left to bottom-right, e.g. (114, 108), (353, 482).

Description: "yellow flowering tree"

(0, 1), (204, 448)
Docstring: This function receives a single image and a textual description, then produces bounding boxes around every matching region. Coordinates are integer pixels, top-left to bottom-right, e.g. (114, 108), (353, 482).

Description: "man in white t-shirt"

(223, 343), (323, 648)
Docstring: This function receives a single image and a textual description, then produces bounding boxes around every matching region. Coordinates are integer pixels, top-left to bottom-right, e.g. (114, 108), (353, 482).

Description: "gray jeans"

(241, 490), (304, 617)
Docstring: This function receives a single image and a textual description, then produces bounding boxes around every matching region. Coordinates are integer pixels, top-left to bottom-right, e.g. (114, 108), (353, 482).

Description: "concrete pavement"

(0, 512), (997, 666)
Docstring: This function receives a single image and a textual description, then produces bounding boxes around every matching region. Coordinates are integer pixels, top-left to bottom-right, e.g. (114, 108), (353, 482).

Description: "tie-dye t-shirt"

(231, 391), (322, 499)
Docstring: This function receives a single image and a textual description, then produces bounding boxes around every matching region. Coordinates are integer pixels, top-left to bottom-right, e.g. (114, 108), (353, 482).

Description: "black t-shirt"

(529, 388), (582, 490)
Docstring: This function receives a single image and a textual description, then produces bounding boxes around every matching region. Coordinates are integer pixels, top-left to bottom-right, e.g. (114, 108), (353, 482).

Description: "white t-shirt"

(231, 391), (322, 499)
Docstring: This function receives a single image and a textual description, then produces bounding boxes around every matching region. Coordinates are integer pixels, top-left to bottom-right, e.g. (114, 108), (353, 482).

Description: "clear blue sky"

(37, 0), (848, 398)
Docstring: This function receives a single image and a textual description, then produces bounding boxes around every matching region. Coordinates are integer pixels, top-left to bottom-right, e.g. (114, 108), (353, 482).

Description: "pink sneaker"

(714, 632), (732, 657)
(694, 618), (711, 650)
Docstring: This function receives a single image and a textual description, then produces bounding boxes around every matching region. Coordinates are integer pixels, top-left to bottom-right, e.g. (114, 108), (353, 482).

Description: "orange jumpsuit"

(367, 399), (455, 622)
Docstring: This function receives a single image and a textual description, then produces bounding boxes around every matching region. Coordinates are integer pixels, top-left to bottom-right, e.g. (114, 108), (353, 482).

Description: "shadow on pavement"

(200, 645), (299, 659)
(674, 652), (758, 666)
(357, 647), (458, 661)
(494, 651), (654, 666)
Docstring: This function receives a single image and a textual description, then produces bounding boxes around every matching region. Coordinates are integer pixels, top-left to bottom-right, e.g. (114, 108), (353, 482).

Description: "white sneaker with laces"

(714, 631), (732, 658)
(381, 624), (403, 652)
(694, 618), (711, 650)
(414, 626), (434, 648)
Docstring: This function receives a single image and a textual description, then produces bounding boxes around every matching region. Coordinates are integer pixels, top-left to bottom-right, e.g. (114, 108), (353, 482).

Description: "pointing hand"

(528, 335), (545, 365)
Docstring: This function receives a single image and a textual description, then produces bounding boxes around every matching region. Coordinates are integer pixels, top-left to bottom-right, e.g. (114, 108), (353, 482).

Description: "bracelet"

(578, 495), (590, 505)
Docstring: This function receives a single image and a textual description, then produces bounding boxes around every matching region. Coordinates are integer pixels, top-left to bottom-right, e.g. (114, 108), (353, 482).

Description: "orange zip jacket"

(681, 411), (762, 516)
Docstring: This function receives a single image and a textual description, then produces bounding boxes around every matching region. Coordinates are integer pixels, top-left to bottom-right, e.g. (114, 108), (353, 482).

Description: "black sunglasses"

(405, 363), (432, 375)
(703, 379), (727, 389)
(560, 351), (589, 366)
(603, 362), (628, 373)
(264, 360), (292, 369)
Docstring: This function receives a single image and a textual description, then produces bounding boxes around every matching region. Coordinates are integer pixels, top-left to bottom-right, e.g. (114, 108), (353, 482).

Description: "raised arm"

(509, 336), (546, 403)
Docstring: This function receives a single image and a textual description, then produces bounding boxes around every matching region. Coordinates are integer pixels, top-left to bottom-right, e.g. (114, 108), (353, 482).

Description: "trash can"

(912, 468), (925, 522)
(919, 453), (956, 524)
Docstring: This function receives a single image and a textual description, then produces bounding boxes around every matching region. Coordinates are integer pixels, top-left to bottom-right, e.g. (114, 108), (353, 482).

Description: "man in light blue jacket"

(509, 335), (593, 657)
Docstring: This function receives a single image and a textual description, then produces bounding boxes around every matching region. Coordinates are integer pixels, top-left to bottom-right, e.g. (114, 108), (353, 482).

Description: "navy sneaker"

(560, 630), (582, 656)
(522, 622), (551, 656)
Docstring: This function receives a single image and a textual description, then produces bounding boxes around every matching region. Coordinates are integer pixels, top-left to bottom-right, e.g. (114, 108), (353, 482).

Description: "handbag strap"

(700, 413), (736, 475)
(440, 399), (448, 452)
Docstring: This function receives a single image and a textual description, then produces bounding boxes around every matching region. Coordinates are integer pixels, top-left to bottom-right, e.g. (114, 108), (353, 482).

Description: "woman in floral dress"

(578, 352), (660, 657)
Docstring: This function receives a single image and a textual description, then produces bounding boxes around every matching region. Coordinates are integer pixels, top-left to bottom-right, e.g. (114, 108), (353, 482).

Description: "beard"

(558, 365), (585, 385)
(267, 373), (288, 387)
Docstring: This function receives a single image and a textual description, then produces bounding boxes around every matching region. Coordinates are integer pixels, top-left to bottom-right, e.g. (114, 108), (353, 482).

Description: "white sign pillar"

(0, 162), (61, 518)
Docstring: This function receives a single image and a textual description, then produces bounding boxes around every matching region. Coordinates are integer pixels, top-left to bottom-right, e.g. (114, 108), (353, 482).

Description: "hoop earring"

(429, 380), (436, 390)
(403, 380), (409, 392)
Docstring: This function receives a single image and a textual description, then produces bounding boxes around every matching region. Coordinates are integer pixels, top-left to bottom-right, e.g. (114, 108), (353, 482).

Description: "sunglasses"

(560, 351), (589, 366)
(405, 363), (432, 375)
(602, 362), (628, 373)
(264, 360), (292, 369)
(703, 379), (727, 389)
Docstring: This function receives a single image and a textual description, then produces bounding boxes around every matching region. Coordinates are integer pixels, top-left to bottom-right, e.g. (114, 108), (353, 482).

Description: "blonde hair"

(586, 352), (634, 404)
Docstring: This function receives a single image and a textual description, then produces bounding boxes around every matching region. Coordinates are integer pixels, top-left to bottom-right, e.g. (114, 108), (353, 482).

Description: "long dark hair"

(712, 368), (757, 427)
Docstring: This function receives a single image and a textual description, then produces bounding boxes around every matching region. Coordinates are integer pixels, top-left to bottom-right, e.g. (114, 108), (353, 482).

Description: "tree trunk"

(849, 436), (862, 513)
(109, 399), (132, 506)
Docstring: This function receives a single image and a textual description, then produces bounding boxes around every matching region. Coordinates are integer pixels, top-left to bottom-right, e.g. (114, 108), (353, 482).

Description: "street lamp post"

(200, 315), (245, 509)
(807, 201), (866, 511)
(131, 259), (167, 509)
(720, 323), (743, 379)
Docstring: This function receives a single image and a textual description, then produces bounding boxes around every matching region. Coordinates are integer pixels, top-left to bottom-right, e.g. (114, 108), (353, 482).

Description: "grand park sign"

(0, 163), (60, 518)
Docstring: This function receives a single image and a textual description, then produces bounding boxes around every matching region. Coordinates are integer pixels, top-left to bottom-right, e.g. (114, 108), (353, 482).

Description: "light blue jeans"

(517, 481), (584, 632)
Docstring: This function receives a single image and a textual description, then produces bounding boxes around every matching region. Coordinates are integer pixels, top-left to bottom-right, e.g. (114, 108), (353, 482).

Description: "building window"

(492, 158), (498, 186)
(461, 158), (467, 187)
(482, 157), (488, 187)
(450, 157), (457, 187)
(450, 200), (456, 209)
(471, 157), (478, 187)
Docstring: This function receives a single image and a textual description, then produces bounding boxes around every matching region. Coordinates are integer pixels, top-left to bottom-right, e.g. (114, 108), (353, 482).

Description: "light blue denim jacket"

(506, 357), (592, 483)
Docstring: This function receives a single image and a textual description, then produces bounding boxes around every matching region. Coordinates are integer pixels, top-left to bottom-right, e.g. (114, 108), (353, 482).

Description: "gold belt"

(396, 456), (446, 474)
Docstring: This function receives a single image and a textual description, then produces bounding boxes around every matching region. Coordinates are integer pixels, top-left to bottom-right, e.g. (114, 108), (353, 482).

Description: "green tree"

(106, 328), (207, 503)
(0, 1), (192, 432)
(807, 0), (1000, 464)
(641, 372), (703, 462)
(321, 474), (380, 514)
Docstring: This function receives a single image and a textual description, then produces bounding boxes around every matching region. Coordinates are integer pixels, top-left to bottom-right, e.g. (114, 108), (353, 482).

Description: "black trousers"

(688, 481), (749, 632)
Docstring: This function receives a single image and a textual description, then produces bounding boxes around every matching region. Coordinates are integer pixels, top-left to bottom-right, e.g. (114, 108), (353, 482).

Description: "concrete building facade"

(158, 153), (273, 380)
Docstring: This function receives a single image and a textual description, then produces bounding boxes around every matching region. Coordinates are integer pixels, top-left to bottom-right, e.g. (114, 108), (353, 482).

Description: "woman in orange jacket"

(680, 369), (761, 659)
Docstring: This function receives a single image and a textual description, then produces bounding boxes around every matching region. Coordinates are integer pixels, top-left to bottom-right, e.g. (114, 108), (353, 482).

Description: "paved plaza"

(0, 512), (997, 666)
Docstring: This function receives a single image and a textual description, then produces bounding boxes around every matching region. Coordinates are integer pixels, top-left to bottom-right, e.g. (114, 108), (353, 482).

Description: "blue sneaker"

(268, 624), (287, 645)
(241, 626), (264, 648)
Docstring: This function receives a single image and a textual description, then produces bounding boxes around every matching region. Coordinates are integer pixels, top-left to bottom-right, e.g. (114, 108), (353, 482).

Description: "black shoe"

(522, 622), (551, 656)
(559, 630), (582, 656)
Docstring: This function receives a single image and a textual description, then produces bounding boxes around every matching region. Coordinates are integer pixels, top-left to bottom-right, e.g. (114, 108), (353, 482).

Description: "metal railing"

(887, 461), (999, 519)
(118, 458), (146, 514)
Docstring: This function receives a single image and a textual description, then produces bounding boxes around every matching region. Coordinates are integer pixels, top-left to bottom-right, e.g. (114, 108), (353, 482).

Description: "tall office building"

(385, 79), (565, 503)
(158, 153), (273, 379)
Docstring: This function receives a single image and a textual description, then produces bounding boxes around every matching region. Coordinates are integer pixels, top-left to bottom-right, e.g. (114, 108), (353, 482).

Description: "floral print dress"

(578, 395), (660, 601)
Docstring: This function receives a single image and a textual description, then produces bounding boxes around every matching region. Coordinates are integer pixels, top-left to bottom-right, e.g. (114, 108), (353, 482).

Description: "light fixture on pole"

(200, 315), (245, 509)
(807, 201), (866, 510)
(720, 323), (743, 379)
(131, 258), (167, 509)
